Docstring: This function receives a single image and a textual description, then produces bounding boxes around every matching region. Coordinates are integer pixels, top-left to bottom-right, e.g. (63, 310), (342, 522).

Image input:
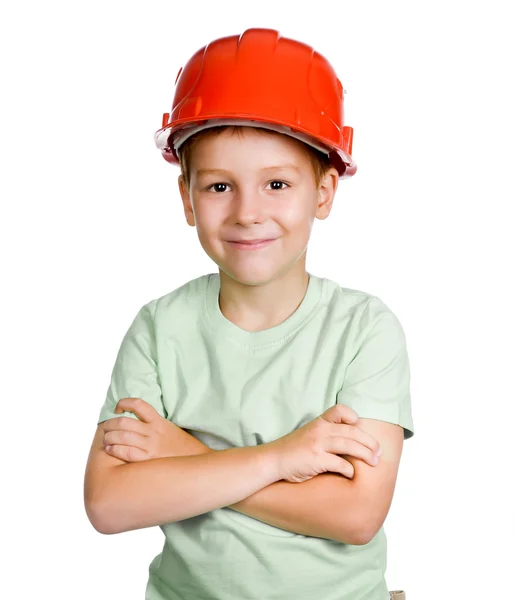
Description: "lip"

(226, 239), (276, 250)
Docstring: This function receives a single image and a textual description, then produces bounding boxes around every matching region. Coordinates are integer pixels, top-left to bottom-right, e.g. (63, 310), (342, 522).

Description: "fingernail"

(106, 445), (111, 451)
(376, 447), (383, 457)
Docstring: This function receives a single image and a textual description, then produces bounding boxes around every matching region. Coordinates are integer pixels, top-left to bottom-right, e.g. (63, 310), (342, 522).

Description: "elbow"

(350, 527), (376, 546)
(343, 506), (383, 546)
(335, 519), (374, 546)
(85, 500), (120, 535)
(84, 475), (126, 535)
(350, 517), (383, 546)
(84, 485), (113, 535)
(85, 503), (110, 535)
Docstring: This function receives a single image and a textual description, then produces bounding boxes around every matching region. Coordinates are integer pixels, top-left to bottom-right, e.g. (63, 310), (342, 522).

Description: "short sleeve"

(336, 297), (414, 439)
(97, 301), (167, 425)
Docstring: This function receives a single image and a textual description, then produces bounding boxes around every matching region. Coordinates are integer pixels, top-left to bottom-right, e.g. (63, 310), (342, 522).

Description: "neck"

(217, 267), (310, 333)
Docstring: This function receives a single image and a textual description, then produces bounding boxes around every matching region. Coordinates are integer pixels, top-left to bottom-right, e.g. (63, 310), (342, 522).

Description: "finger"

(323, 403), (359, 425)
(336, 403), (359, 423)
(115, 397), (158, 424)
(324, 453), (355, 479)
(331, 437), (380, 466)
(102, 416), (149, 438)
(104, 430), (149, 453)
(105, 444), (149, 462)
(330, 422), (381, 455)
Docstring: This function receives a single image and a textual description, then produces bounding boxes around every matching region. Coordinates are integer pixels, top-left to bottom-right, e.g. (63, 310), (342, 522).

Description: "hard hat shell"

(155, 28), (356, 179)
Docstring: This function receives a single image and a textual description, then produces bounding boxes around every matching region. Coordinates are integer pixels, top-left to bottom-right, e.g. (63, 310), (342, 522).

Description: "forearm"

(93, 445), (277, 535)
(186, 437), (360, 544)
(229, 472), (360, 544)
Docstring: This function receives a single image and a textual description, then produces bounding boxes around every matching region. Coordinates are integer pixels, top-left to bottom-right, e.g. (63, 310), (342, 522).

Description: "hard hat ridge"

(155, 27), (357, 179)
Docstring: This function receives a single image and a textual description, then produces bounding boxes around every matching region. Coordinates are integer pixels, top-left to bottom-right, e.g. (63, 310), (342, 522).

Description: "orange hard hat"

(155, 28), (356, 179)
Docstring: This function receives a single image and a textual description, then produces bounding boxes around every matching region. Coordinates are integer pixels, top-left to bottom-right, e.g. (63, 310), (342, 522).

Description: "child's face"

(178, 127), (338, 285)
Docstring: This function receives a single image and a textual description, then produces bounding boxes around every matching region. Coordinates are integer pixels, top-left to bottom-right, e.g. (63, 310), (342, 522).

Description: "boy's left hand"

(102, 397), (213, 462)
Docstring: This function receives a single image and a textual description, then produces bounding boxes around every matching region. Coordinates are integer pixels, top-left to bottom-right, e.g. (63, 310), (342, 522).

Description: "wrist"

(255, 442), (282, 483)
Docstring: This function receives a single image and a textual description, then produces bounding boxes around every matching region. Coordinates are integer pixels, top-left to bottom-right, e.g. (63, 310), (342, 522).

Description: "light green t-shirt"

(97, 271), (414, 600)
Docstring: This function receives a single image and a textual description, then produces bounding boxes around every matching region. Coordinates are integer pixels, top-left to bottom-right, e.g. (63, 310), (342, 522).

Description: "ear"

(178, 174), (196, 227)
(315, 167), (339, 220)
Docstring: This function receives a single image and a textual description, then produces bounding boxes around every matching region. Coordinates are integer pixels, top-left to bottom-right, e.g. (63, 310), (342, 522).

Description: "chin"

(223, 268), (274, 287)
(219, 261), (297, 288)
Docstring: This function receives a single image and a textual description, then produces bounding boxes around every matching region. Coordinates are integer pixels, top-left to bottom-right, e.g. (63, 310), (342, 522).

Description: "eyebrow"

(196, 164), (302, 177)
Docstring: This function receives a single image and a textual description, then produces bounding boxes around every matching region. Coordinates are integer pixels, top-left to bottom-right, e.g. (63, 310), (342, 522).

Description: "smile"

(226, 239), (276, 250)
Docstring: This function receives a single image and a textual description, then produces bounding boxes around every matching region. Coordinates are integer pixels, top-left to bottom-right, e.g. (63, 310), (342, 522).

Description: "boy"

(84, 28), (414, 600)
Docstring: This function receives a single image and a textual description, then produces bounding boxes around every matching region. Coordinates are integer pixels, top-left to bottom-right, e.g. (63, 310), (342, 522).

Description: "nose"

(231, 186), (267, 226)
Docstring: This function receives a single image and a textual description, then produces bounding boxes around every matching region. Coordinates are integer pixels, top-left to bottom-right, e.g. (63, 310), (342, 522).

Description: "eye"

(206, 182), (231, 193)
(267, 181), (289, 190)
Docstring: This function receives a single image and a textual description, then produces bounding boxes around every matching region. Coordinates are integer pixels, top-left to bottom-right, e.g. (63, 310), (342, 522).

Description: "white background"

(2, 1), (513, 599)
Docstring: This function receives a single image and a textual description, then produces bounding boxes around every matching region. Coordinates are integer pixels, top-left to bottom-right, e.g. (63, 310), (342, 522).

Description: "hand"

(265, 404), (382, 483)
(102, 397), (213, 462)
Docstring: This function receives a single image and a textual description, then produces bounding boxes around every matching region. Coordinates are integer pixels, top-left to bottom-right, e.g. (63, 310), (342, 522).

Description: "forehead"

(189, 127), (312, 172)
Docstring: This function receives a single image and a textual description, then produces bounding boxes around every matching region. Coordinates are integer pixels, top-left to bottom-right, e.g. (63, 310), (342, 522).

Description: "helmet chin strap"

(172, 118), (332, 157)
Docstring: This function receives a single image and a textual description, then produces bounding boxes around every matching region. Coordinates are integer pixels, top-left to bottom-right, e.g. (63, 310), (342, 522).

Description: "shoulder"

(138, 273), (212, 328)
(320, 275), (401, 325)
(153, 272), (210, 306)
(317, 276), (408, 351)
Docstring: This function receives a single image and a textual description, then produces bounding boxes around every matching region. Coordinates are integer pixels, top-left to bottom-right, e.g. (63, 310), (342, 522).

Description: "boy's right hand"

(265, 404), (382, 483)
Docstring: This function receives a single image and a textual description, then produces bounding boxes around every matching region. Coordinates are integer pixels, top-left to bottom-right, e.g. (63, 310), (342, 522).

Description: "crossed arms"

(84, 410), (403, 545)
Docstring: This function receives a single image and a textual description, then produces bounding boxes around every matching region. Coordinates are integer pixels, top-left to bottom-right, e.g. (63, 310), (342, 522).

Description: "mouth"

(226, 239), (277, 250)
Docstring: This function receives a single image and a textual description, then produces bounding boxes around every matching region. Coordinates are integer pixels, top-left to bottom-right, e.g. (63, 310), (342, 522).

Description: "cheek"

(193, 208), (226, 249)
(280, 202), (314, 231)
(193, 202), (220, 229)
